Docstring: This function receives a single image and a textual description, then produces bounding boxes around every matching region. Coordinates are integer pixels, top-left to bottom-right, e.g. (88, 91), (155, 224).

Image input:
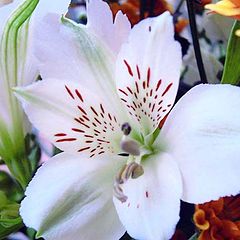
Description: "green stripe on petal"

(61, 16), (116, 88)
(59, 16), (128, 121)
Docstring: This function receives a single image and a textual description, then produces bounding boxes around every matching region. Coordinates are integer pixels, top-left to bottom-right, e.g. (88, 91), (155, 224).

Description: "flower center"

(114, 123), (148, 202)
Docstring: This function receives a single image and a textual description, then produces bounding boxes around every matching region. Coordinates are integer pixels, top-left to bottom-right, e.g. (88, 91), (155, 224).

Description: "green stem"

(221, 20), (240, 85)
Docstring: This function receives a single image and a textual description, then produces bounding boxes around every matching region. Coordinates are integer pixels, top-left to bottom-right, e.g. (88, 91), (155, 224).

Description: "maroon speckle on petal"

(124, 60), (134, 77)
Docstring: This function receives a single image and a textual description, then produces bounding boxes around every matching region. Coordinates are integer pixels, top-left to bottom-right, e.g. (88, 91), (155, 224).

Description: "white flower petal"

(15, 79), (128, 156)
(0, 0), (70, 122)
(18, 0), (70, 85)
(0, 0), (69, 86)
(116, 12), (182, 135)
(34, 13), (112, 84)
(161, 84), (240, 203)
(113, 153), (182, 240)
(20, 153), (125, 240)
(34, 0), (130, 101)
(34, 13), (127, 113)
(20, 0), (70, 86)
(0, 0), (20, 35)
(35, 0), (69, 17)
(86, 0), (131, 53)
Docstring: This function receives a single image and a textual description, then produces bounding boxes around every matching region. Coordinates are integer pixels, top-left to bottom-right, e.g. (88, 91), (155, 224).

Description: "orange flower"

(194, 195), (240, 240)
(109, 0), (173, 26)
(205, 0), (240, 20)
(201, 0), (212, 6)
(175, 18), (189, 34)
(109, 0), (188, 34)
(110, 0), (140, 26)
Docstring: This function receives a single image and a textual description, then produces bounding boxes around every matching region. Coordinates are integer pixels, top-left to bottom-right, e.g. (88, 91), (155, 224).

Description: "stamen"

(113, 162), (144, 203)
(123, 162), (142, 181)
(132, 164), (144, 179)
(115, 164), (128, 184)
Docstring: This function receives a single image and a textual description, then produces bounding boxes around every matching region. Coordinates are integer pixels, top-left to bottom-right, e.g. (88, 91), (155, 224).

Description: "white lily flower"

(0, 0), (70, 186)
(15, 0), (240, 239)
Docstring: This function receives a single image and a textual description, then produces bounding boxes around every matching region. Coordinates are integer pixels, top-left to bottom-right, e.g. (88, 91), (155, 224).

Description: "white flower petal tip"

(33, 12), (129, 119)
(114, 153), (183, 240)
(20, 153), (125, 240)
(116, 11), (182, 135)
(86, 0), (131, 53)
(34, 0), (130, 89)
(161, 84), (240, 204)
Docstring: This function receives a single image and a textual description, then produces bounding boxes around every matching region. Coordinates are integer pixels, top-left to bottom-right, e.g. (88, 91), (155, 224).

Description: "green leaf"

(0, 191), (23, 239)
(25, 134), (41, 173)
(221, 21), (240, 85)
(0, 171), (23, 202)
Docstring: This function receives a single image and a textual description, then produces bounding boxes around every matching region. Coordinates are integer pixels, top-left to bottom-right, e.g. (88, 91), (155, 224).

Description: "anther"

(115, 164), (127, 184)
(114, 162), (144, 203)
(121, 122), (131, 136)
(116, 162), (144, 184)
(131, 164), (144, 179)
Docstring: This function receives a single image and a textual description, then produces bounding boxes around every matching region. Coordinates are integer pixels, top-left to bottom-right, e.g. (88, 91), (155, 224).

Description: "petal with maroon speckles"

(15, 79), (129, 157)
(116, 12), (182, 135)
(34, 0), (130, 110)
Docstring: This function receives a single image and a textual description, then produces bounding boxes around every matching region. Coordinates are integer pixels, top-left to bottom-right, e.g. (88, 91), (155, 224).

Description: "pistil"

(120, 122), (140, 156)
